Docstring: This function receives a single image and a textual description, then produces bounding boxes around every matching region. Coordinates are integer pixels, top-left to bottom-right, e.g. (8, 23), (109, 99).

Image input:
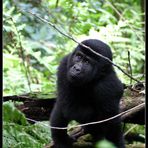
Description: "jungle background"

(3, 0), (145, 148)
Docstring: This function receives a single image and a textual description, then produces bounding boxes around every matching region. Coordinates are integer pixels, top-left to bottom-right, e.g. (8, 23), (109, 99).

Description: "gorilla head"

(67, 39), (113, 85)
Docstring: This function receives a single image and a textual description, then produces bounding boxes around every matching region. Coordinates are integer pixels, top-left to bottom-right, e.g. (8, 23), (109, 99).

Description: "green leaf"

(3, 101), (28, 125)
(96, 139), (116, 148)
(3, 101), (51, 147)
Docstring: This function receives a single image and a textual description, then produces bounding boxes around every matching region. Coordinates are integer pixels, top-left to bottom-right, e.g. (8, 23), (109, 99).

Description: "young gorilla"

(50, 39), (125, 148)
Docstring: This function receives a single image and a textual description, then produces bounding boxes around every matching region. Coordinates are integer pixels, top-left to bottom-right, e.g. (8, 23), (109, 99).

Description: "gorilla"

(50, 39), (125, 148)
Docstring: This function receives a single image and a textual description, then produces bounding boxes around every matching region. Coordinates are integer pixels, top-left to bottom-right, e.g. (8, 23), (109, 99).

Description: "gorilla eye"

(74, 54), (82, 61)
(84, 59), (89, 64)
(77, 55), (82, 59)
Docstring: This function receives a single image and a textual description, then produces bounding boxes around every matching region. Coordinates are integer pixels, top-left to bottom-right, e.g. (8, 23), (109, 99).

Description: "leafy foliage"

(3, 0), (145, 147)
(3, 101), (28, 125)
(3, 101), (51, 148)
(3, 0), (145, 95)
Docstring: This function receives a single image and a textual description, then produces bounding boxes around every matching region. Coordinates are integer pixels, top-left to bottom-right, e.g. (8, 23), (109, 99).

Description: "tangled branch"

(25, 103), (145, 130)
(20, 10), (141, 84)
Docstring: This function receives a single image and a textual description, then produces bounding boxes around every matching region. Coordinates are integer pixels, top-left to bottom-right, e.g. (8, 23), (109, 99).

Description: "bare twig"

(20, 10), (141, 83)
(124, 125), (138, 136)
(26, 103), (145, 130)
(121, 102), (145, 120)
(128, 50), (132, 84)
(55, 0), (59, 8)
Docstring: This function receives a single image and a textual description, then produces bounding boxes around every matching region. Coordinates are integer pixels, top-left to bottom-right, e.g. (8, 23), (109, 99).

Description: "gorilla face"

(67, 50), (97, 85)
(67, 39), (113, 85)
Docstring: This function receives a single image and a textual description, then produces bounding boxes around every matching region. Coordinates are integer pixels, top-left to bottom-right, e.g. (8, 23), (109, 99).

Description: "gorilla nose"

(73, 66), (81, 73)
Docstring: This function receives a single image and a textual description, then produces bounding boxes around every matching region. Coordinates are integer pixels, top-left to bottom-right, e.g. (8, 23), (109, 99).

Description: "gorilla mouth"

(67, 72), (83, 84)
(68, 70), (80, 78)
(69, 73), (80, 81)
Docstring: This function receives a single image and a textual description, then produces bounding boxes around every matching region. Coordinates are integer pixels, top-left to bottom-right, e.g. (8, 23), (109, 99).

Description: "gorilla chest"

(63, 100), (95, 123)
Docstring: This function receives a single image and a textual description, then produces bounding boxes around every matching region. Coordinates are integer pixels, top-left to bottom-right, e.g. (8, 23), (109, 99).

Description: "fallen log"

(3, 84), (145, 147)
(3, 85), (145, 125)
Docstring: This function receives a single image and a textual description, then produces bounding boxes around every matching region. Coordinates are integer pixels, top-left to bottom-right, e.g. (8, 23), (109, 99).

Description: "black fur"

(50, 39), (125, 148)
